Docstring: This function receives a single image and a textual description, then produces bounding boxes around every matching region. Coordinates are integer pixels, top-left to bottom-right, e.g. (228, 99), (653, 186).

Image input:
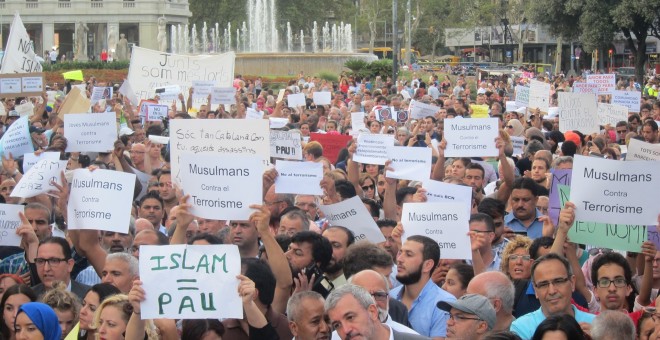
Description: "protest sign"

(287, 93), (306, 107)
(58, 87), (91, 117)
(354, 134), (394, 165)
(270, 130), (302, 160)
(62, 70), (84, 81)
(443, 118), (498, 157)
(0, 116), (34, 158)
(505, 101), (519, 113)
(376, 106), (394, 121)
(470, 104), (489, 118)
(511, 136), (525, 156)
(127, 47), (234, 103)
(245, 108), (263, 120)
(570, 155), (660, 225)
(528, 80), (551, 112)
(0, 204), (25, 247)
(351, 112), (367, 135)
(515, 86), (530, 107)
(0, 73), (44, 98)
(146, 104), (169, 121)
(14, 102), (34, 117)
(648, 226), (660, 250)
(402, 202), (472, 260)
(11, 159), (68, 198)
(313, 91), (332, 105)
(586, 74), (616, 94)
(170, 119), (270, 181)
(560, 185), (647, 252)
(276, 89), (286, 103)
(275, 160), (323, 195)
(408, 100), (438, 120)
(612, 90), (641, 113)
(572, 82), (599, 95)
(597, 103), (628, 127)
(64, 112), (117, 152)
(67, 169), (136, 233)
(319, 196), (385, 243)
(118, 80), (139, 106)
(210, 87), (236, 105)
(0, 13), (43, 73)
(191, 80), (216, 98)
(0, 103), (5, 116)
(626, 139), (660, 161)
(131, 167), (151, 200)
(154, 84), (180, 101)
(22, 152), (61, 173)
(309, 133), (352, 164)
(557, 92), (599, 134)
(179, 154), (262, 220)
(386, 146), (432, 181)
(149, 135), (169, 145)
(423, 179), (472, 214)
(139, 244), (242, 319)
(269, 117), (288, 129)
(90, 87), (113, 104)
(396, 109), (409, 123)
(548, 169), (572, 227)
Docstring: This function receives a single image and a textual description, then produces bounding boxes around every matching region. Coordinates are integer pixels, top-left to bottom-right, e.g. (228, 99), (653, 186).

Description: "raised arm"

(382, 160), (398, 220)
(495, 136), (514, 203)
(169, 195), (193, 245)
(346, 142), (363, 198)
(431, 137), (447, 181)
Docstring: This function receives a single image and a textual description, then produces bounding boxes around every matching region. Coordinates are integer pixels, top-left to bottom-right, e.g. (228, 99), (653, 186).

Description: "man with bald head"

(350, 270), (418, 335)
(466, 271), (516, 331)
(129, 143), (146, 172)
(134, 218), (155, 234)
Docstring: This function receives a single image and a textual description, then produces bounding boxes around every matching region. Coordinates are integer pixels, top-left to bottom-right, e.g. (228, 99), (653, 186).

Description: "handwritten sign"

(408, 100), (438, 120)
(313, 91), (332, 105)
(309, 133), (352, 164)
(557, 92), (599, 134)
(139, 245), (242, 319)
(573, 82), (599, 95)
(648, 226), (660, 250)
(386, 146), (432, 181)
(146, 104), (169, 121)
(0, 204), (25, 247)
(11, 159), (68, 198)
(170, 119), (270, 182)
(597, 103), (628, 126)
(22, 152), (61, 173)
(67, 169), (136, 233)
(586, 74), (616, 94)
(354, 134), (394, 165)
(180, 154), (262, 220)
(0, 116), (34, 158)
(612, 90), (641, 113)
(64, 112), (117, 152)
(548, 169), (572, 227)
(319, 196), (385, 243)
(270, 130), (302, 160)
(528, 80), (551, 112)
(626, 139), (660, 161)
(402, 202), (472, 259)
(570, 155), (660, 225)
(275, 160), (323, 195)
(515, 86), (530, 107)
(0, 74), (45, 98)
(443, 118), (498, 157)
(154, 84), (180, 101)
(211, 87), (236, 105)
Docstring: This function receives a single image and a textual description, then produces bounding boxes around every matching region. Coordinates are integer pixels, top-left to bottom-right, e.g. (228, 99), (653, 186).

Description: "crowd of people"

(0, 66), (659, 340)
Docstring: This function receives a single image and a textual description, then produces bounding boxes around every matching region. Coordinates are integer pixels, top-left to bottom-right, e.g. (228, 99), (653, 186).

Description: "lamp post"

(392, 0), (399, 86)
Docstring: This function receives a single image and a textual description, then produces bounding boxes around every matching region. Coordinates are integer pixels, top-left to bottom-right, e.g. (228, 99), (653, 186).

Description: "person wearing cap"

(5, 110), (20, 129)
(29, 125), (48, 150)
(437, 293), (496, 339)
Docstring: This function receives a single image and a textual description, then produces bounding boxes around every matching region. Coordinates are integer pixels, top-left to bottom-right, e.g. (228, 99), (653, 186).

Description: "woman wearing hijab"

(14, 302), (61, 340)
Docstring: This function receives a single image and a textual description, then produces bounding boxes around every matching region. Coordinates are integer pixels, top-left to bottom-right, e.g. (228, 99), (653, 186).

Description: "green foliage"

(367, 59), (393, 78)
(315, 71), (339, 82)
(344, 59), (369, 73)
(42, 61), (129, 71)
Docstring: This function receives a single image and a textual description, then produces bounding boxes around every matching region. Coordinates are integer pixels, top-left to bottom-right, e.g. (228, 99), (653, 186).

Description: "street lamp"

(393, 29), (403, 86)
(392, 0), (399, 86)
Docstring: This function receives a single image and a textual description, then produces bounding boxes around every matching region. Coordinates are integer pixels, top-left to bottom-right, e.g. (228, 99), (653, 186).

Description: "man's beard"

(324, 258), (343, 276)
(396, 263), (423, 285)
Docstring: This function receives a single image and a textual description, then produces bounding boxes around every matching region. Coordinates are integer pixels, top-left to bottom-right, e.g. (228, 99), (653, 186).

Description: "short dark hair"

(643, 120), (658, 132)
(290, 231), (333, 270)
(87, 283), (121, 303)
(511, 177), (541, 197)
(325, 226), (356, 247)
(449, 263), (475, 290)
(138, 191), (164, 209)
(407, 235), (440, 274)
(469, 213), (495, 232)
(590, 252), (632, 286)
(39, 236), (72, 259)
(561, 141), (578, 157)
(529, 236), (554, 260)
(478, 198), (506, 219)
(182, 318), (225, 340)
(376, 219), (397, 229)
(466, 163), (485, 178)
(343, 242), (393, 279)
(396, 187), (417, 206)
(335, 179), (357, 200)
(188, 233), (223, 245)
(242, 258), (276, 306)
(531, 253), (572, 283)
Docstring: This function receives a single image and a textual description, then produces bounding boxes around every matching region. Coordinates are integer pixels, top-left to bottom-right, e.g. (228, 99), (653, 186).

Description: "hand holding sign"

(557, 201), (576, 233)
(237, 274), (257, 305)
(128, 280), (145, 315)
(249, 204), (271, 236)
(16, 211), (38, 251)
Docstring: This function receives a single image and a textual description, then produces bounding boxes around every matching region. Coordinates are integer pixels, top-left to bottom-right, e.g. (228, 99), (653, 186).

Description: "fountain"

(169, 0), (376, 75)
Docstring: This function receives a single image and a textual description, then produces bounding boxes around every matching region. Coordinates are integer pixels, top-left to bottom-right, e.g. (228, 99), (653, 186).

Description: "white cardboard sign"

(90, 87), (113, 103)
(22, 152), (61, 173)
(443, 118), (499, 157)
(11, 160), (68, 198)
(386, 146), (432, 181)
(351, 112), (367, 135)
(511, 136), (525, 156)
(354, 134), (395, 165)
(192, 80), (217, 98)
(402, 202), (472, 260)
(275, 160), (323, 195)
(626, 139), (660, 161)
(139, 245), (242, 320)
(313, 92), (332, 105)
(597, 103), (628, 126)
(570, 155), (660, 225)
(612, 90), (641, 113)
(0, 13), (43, 73)
(319, 196), (386, 243)
(64, 112), (117, 152)
(558, 92), (599, 134)
(270, 130), (302, 160)
(0, 204), (25, 247)
(528, 80), (551, 112)
(515, 86), (530, 107)
(573, 82), (599, 95)
(423, 179), (473, 213)
(408, 100), (438, 120)
(211, 87), (236, 105)
(67, 169), (136, 233)
(146, 104), (169, 121)
(287, 93), (306, 107)
(179, 154), (263, 220)
(0, 116), (34, 158)
(586, 74), (616, 94)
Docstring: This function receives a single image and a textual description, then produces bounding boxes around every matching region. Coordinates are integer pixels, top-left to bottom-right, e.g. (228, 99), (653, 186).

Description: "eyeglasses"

(596, 277), (628, 288)
(35, 258), (68, 266)
(534, 277), (570, 290)
(370, 291), (389, 302)
(448, 313), (483, 322)
(361, 185), (375, 191)
(509, 254), (531, 262)
(588, 248), (612, 256)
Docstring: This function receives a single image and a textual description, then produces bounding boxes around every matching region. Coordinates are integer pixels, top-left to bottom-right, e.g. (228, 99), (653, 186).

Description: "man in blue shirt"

(504, 177), (544, 239)
(510, 253), (595, 339)
(390, 235), (456, 338)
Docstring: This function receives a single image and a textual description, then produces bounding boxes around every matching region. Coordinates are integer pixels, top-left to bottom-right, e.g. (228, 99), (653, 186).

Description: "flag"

(0, 12), (43, 74)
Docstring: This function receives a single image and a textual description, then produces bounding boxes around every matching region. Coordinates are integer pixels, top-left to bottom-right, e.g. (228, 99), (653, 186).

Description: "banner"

(0, 13), (43, 73)
(139, 245), (242, 319)
(558, 92), (599, 134)
(127, 47), (234, 103)
(67, 169), (136, 233)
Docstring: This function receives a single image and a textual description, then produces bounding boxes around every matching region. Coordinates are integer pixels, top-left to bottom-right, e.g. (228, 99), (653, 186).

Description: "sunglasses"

(361, 184), (375, 191)
(506, 125), (514, 129)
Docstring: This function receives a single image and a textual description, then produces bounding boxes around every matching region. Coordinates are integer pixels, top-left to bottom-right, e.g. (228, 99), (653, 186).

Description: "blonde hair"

(41, 281), (80, 323)
(92, 294), (158, 340)
(500, 235), (533, 279)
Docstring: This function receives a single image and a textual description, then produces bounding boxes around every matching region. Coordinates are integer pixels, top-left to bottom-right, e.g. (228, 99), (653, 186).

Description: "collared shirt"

(467, 248), (502, 272)
(330, 321), (416, 340)
(331, 273), (347, 289)
(504, 209), (544, 239)
(493, 237), (510, 260)
(510, 305), (595, 339)
(389, 278), (456, 337)
(0, 251), (29, 275)
(222, 306), (292, 340)
(75, 265), (102, 286)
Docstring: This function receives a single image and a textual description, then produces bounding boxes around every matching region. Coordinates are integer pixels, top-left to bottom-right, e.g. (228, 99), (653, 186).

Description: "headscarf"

(507, 119), (524, 137)
(15, 302), (62, 340)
